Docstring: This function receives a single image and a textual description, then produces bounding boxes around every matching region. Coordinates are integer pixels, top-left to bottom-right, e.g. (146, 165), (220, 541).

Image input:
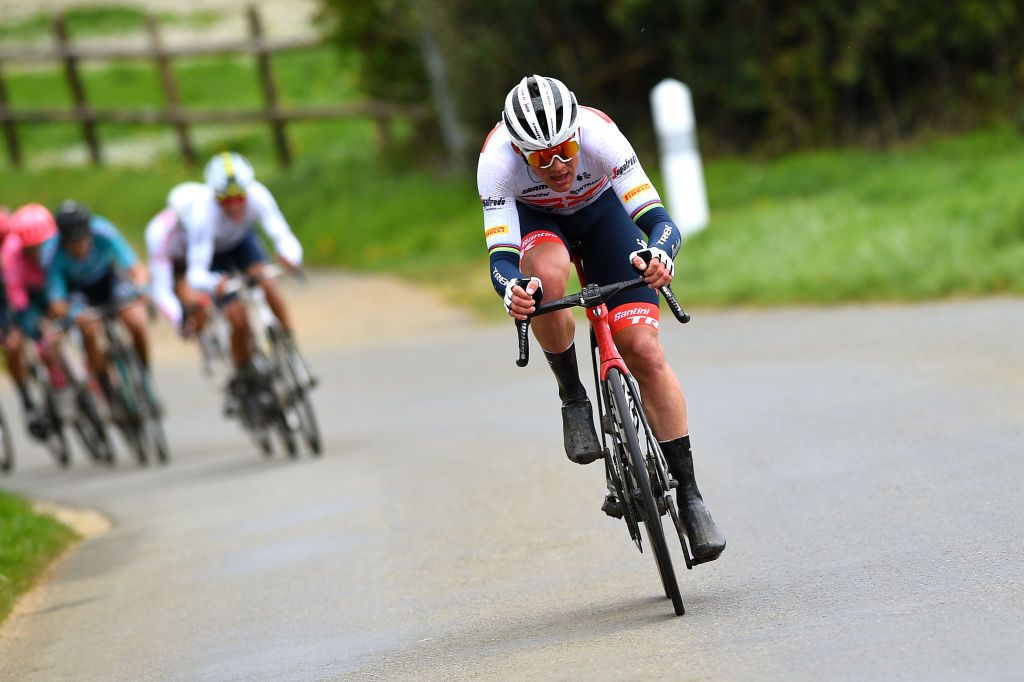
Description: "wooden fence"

(0, 6), (428, 168)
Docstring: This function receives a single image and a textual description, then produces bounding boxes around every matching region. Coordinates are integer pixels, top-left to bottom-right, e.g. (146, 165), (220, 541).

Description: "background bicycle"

(217, 265), (320, 459)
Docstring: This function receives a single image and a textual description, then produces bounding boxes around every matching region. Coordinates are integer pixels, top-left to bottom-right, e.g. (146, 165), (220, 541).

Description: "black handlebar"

(513, 258), (690, 367)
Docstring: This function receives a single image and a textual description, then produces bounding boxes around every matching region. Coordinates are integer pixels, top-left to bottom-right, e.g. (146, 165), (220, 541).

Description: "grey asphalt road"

(1, 298), (1022, 681)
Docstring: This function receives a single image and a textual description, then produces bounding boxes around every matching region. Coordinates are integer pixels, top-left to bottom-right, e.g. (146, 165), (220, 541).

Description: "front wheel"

(607, 368), (684, 616)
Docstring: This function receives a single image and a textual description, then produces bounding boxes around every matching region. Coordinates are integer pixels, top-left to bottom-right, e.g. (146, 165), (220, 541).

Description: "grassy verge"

(0, 490), (78, 623)
(4, 126), (1024, 314)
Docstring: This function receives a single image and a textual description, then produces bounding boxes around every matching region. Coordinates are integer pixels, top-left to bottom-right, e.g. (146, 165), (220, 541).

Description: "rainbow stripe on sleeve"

(630, 200), (664, 222)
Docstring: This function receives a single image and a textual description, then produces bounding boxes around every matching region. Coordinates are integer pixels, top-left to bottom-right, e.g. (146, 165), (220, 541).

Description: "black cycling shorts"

(515, 189), (659, 313)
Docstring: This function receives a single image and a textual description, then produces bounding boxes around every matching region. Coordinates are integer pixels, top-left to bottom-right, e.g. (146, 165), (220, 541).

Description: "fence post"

(247, 6), (290, 167)
(0, 60), (22, 168)
(53, 14), (101, 165)
(146, 14), (196, 166)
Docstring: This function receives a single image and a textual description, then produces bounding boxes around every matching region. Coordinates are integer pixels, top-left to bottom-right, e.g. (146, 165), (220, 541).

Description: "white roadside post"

(650, 79), (709, 239)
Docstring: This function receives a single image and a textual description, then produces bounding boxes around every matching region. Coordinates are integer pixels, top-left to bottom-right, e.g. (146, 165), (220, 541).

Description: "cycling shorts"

(516, 189), (659, 322)
(211, 230), (268, 275)
(69, 268), (135, 317)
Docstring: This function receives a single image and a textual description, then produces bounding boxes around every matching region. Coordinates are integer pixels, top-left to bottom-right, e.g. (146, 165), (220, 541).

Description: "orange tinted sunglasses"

(522, 134), (581, 170)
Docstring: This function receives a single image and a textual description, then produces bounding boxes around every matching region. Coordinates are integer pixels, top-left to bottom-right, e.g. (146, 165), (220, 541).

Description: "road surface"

(1, 291), (1022, 680)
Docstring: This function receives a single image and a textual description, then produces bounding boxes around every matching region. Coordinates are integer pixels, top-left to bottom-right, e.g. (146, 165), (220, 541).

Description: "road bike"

(80, 298), (168, 465)
(217, 265), (320, 458)
(515, 251), (695, 616)
(17, 325), (113, 468)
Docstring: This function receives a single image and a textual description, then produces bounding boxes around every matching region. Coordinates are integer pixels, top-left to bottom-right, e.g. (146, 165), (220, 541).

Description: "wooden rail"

(0, 6), (428, 168)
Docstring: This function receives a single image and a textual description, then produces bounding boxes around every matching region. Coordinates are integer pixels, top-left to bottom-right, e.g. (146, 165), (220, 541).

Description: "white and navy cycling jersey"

(145, 181), (207, 326)
(183, 180), (302, 292)
(145, 209), (188, 326)
(477, 106), (682, 295)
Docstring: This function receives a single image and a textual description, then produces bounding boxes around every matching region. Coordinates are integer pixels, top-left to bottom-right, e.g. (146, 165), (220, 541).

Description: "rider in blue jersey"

(45, 201), (150, 400)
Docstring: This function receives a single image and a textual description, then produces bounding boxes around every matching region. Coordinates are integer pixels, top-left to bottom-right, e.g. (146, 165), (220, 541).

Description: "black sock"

(660, 435), (701, 498)
(543, 343), (587, 403)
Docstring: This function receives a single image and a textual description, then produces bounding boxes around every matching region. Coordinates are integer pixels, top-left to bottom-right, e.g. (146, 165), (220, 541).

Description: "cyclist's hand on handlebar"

(504, 277), (543, 321)
(630, 247), (675, 289)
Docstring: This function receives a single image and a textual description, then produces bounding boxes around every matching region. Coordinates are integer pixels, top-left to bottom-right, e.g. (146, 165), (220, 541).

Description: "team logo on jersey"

(485, 225), (509, 238)
(613, 155), (638, 178)
(481, 197), (506, 208)
(523, 184), (548, 194)
(623, 183), (652, 202)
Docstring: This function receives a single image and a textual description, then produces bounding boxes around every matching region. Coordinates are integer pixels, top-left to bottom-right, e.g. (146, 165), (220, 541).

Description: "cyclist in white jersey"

(145, 181), (208, 334)
(479, 75), (724, 562)
(182, 152), (303, 398)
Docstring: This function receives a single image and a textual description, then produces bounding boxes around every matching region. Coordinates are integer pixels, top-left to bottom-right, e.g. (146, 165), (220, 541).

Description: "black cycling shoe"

(561, 397), (603, 464)
(662, 436), (726, 563)
(678, 493), (726, 562)
(601, 492), (623, 519)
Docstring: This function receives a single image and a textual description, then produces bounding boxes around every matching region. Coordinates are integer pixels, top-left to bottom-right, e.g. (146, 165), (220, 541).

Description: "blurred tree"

(319, 0), (1024, 158)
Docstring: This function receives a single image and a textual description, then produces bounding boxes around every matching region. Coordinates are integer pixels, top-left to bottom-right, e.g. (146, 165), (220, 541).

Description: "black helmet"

(55, 200), (92, 242)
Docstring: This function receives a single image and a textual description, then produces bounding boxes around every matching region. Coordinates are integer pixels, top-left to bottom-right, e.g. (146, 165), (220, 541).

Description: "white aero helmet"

(166, 181), (207, 217)
(502, 75), (579, 151)
(203, 151), (255, 198)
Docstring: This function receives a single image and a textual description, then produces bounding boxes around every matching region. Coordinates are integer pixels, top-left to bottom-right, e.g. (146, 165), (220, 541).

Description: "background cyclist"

(145, 181), (210, 337)
(478, 74), (725, 562)
(182, 152), (303, 404)
(45, 201), (150, 403)
(1, 204), (59, 438)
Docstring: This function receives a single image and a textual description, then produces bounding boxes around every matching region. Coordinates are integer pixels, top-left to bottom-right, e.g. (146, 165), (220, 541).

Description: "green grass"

(0, 491), (77, 623)
(3, 126), (1024, 313)
(0, 6), (221, 42)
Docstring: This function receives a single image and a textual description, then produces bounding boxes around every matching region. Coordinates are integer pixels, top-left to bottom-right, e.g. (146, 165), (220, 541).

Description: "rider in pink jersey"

(479, 75), (724, 562)
(2, 204), (60, 437)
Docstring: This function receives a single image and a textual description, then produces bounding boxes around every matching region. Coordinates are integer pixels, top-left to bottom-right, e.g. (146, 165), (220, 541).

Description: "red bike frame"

(572, 257), (630, 381)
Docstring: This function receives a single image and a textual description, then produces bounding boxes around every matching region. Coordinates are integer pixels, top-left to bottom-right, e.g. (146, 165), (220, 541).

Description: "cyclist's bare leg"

(4, 329), (28, 388)
(520, 242), (573, 352)
(615, 325), (687, 440)
(521, 241), (601, 463)
(617, 324), (725, 559)
(119, 301), (150, 368)
(224, 299), (252, 369)
(245, 262), (292, 334)
(77, 316), (106, 378)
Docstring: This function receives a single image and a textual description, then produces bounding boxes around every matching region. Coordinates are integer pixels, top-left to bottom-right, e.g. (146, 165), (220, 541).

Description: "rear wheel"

(607, 368), (684, 616)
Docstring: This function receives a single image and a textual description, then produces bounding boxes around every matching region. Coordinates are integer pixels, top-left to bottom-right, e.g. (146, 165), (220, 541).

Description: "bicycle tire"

(607, 367), (684, 616)
(129, 353), (169, 465)
(0, 406), (13, 474)
(72, 386), (114, 465)
(43, 397), (70, 468)
(271, 332), (321, 455)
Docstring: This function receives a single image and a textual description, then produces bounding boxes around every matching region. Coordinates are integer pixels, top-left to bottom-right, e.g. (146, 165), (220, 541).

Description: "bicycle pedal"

(601, 495), (623, 519)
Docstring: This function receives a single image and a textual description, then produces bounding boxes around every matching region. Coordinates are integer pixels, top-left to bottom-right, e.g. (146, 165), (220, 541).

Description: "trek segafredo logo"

(613, 305), (659, 329)
(481, 197), (506, 208)
(612, 155), (638, 178)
